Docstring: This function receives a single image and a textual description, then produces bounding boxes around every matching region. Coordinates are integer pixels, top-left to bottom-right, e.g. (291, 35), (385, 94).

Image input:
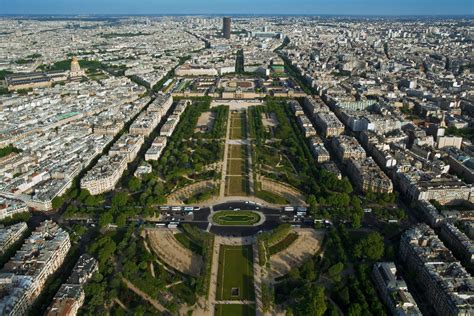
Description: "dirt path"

(165, 280), (183, 289)
(113, 298), (128, 312)
(122, 277), (168, 313)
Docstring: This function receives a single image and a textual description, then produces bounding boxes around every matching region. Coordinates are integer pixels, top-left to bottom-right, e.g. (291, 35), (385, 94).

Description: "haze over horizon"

(0, 0), (473, 16)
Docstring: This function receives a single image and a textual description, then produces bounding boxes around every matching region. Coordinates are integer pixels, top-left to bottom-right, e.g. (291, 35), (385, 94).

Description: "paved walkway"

(219, 109), (232, 198)
(208, 235), (221, 314)
(252, 242), (264, 316)
(246, 110), (255, 196)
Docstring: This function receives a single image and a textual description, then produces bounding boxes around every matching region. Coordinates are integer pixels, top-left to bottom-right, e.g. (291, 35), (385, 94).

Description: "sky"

(0, 0), (473, 16)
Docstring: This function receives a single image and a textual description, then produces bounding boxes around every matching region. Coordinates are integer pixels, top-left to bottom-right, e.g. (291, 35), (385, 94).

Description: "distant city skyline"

(0, 0), (473, 16)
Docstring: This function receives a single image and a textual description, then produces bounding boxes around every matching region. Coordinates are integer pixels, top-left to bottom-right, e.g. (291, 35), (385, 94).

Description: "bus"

(183, 206), (194, 212)
(283, 206), (295, 212)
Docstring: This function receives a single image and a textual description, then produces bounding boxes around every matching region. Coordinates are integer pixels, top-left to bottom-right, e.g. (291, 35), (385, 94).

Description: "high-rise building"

(223, 17), (231, 39)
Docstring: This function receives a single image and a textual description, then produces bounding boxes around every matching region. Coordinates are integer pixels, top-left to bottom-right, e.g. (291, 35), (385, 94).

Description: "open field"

(230, 127), (243, 139)
(228, 159), (244, 175)
(229, 144), (244, 159)
(212, 211), (261, 226)
(226, 176), (248, 196)
(216, 245), (255, 301)
(215, 304), (256, 316)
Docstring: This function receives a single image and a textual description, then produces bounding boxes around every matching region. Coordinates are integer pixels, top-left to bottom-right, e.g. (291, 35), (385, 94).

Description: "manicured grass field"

(229, 144), (244, 159)
(212, 211), (261, 226)
(230, 127), (243, 139)
(226, 176), (248, 196)
(228, 159), (244, 175)
(215, 304), (256, 316)
(216, 245), (255, 301)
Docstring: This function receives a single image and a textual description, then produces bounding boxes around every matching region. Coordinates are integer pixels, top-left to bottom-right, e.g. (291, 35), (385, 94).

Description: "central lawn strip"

(215, 304), (256, 316)
(212, 211), (261, 226)
(229, 144), (244, 159)
(216, 245), (255, 301)
(228, 159), (244, 175)
(226, 176), (248, 196)
(268, 232), (298, 255)
(230, 127), (243, 139)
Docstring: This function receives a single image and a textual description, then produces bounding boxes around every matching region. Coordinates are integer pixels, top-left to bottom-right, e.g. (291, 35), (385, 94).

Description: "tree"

(354, 232), (384, 261)
(127, 177), (141, 192)
(115, 213), (127, 227)
(347, 303), (363, 316)
(99, 212), (113, 228)
(112, 191), (129, 208)
(297, 285), (327, 316)
(327, 262), (344, 282)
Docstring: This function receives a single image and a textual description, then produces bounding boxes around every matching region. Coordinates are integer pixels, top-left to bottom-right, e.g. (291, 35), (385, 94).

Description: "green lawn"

(229, 145), (243, 159)
(215, 304), (256, 316)
(228, 159), (244, 175)
(226, 176), (248, 196)
(230, 127), (243, 139)
(216, 245), (255, 301)
(212, 211), (261, 226)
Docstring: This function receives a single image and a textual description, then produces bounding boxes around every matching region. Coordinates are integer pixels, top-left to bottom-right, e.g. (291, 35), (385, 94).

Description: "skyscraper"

(223, 17), (231, 39)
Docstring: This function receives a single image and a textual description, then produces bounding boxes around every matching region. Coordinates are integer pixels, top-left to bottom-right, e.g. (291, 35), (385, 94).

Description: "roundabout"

(210, 210), (265, 226)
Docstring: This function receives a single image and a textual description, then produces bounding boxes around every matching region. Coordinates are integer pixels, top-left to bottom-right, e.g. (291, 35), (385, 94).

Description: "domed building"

(69, 56), (85, 78)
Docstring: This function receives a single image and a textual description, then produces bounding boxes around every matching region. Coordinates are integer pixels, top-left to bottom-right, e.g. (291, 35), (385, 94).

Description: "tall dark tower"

(223, 17), (231, 39)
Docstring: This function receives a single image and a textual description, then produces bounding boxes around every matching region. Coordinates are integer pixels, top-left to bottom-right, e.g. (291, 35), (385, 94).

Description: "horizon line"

(0, 13), (473, 18)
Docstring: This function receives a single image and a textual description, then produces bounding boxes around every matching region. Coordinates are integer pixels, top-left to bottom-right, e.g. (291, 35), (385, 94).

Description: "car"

(194, 206), (201, 211)
(234, 208), (240, 211)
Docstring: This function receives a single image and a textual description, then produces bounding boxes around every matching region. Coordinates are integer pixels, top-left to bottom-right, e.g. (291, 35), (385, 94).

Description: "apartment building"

(0, 221), (71, 316)
(45, 254), (98, 316)
(400, 224), (474, 316)
(0, 197), (29, 221)
(372, 262), (422, 316)
(80, 154), (128, 195)
(145, 136), (168, 161)
(332, 135), (367, 162)
(440, 222), (474, 265)
(0, 222), (28, 255)
(314, 112), (345, 137)
(347, 157), (394, 193)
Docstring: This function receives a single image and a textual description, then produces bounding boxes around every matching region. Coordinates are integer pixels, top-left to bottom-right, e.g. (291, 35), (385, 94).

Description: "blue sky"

(0, 0), (473, 15)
